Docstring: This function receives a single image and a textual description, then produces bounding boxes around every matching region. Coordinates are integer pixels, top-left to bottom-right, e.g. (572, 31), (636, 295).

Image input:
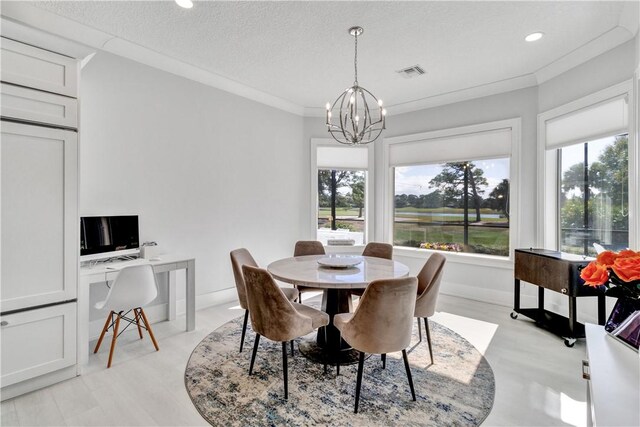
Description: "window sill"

(393, 246), (514, 270)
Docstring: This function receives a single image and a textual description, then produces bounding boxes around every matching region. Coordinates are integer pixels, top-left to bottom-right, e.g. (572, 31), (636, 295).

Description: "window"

(311, 141), (373, 245)
(538, 81), (635, 254)
(317, 169), (366, 245)
(384, 119), (518, 259)
(559, 134), (629, 255)
(393, 158), (510, 256)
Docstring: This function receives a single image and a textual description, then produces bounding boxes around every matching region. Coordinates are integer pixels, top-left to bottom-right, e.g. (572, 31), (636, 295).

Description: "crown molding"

(304, 74), (538, 117)
(534, 26), (634, 85)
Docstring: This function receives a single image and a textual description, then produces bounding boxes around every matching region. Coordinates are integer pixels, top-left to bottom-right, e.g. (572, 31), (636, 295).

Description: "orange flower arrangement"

(581, 249), (640, 300)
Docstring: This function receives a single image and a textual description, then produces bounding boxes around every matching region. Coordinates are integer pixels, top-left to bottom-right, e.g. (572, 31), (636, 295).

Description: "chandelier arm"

(354, 32), (358, 86)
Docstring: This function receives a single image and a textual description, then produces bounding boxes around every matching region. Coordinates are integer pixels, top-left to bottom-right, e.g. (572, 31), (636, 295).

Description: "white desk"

(78, 255), (195, 370)
(584, 323), (639, 427)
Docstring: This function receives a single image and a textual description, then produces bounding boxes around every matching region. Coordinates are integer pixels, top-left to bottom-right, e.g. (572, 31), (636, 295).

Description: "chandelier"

(326, 26), (386, 145)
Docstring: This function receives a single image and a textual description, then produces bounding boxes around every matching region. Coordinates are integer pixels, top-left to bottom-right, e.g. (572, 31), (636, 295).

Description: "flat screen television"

(80, 215), (140, 260)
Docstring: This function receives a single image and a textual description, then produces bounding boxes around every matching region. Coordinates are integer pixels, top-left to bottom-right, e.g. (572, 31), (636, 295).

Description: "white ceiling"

(16, 1), (640, 115)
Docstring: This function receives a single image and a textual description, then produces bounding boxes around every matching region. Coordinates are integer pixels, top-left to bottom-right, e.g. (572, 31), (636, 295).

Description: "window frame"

(537, 80), (637, 251)
(310, 138), (375, 246)
(382, 118), (521, 263)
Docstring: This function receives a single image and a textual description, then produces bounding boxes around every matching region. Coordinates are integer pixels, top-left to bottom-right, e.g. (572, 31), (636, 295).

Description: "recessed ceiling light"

(525, 32), (544, 42)
(175, 0), (193, 9)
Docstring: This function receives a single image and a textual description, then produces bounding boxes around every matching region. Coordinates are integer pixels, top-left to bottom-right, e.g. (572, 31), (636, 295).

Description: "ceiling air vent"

(397, 65), (425, 79)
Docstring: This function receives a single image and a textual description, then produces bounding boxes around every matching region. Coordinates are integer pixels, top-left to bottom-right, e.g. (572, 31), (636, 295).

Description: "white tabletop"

(267, 254), (410, 289)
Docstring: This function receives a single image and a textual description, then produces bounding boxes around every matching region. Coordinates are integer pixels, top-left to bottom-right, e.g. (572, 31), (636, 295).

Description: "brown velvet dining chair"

(242, 265), (330, 399)
(362, 242), (393, 260)
(334, 276), (418, 413)
(351, 242), (394, 298)
(230, 248), (299, 352)
(414, 253), (446, 363)
(293, 240), (326, 303)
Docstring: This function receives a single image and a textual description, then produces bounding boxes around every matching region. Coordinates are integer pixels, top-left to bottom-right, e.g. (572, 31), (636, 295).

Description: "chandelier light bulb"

(382, 109), (387, 116)
(378, 99), (383, 106)
(355, 115), (360, 122)
(326, 102), (331, 110)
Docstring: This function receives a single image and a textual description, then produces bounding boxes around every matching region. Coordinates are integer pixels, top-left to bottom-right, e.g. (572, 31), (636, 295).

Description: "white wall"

(81, 52), (306, 318)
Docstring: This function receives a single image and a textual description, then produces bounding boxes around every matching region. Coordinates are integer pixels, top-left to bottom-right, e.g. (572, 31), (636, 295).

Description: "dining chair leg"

(323, 327), (328, 374)
(249, 334), (260, 375)
(239, 309), (249, 353)
(139, 308), (159, 351)
(354, 351), (366, 414)
(133, 308), (144, 339)
(290, 340), (294, 357)
(282, 342), (288, 400)
(94, 311), (113, 353)
(107, 312), (122, 368)
(336, 331), (341, 376)
(381, 353), (386, 369)
(424, 317), (433, 363)
(402, 349), (416, 401)
(417, 317), (423, 343)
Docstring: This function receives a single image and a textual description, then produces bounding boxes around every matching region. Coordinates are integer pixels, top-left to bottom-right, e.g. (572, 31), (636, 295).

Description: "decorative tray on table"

(317, 255), (363, 269)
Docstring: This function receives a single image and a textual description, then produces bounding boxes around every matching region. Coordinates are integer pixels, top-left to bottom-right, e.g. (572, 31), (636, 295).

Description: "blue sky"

(395, 158), (510, 196)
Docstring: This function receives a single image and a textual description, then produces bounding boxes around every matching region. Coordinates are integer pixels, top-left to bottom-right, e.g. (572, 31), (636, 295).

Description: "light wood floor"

(1, 294), (589, 426)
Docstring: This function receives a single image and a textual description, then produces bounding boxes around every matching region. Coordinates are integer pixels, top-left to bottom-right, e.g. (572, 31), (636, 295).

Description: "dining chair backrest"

(293, 240), (326, 257)
(242, 265), (313, 342)
(102, 264), (158, 313)
(343, 277), (417, 354)
(362, 242), (393, 260)
(230, 248), (258, 310)
(415, 253), (446, 318)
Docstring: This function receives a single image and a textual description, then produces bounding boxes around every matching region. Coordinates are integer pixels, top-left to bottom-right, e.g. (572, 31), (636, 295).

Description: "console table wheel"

(510, 312), (518, 320)
(564, 338), (576, 347)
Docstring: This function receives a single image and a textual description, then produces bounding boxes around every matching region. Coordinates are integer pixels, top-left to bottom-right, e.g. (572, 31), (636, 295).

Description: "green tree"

(350, 176), (365, 217)
(486, 179), (510, 218)
(429, 162), (488, 222)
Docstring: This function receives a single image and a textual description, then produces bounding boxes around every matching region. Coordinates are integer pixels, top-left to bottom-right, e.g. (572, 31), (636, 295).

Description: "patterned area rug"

(185, 314), (494, 426)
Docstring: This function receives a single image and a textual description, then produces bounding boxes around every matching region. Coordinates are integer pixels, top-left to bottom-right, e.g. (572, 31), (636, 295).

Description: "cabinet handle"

(582, 360), (590, 380)
(561, 288), (568, 294)
(0, 321), (8, 327)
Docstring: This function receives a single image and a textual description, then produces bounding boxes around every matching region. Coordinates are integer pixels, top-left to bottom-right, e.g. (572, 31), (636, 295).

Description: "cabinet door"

(1, 83), (78, 129)
(0, 303), (77, 387)
(0, 38), (78, 98)
(1, 122), (78, 312)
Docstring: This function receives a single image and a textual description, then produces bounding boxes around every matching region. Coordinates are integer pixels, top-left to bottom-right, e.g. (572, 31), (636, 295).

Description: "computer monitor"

(80, 215), (140, 260)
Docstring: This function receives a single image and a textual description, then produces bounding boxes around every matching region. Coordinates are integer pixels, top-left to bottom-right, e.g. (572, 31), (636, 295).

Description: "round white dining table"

(267, 254), (410, 364)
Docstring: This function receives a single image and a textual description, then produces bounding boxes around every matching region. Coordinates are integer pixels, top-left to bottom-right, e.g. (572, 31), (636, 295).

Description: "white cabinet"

(0, 303), (77, 387)
(1, 122), (78, 313)
(0, 37), (78, 98)
(1, 37), (79, 399)
(1, 83), (78, 128)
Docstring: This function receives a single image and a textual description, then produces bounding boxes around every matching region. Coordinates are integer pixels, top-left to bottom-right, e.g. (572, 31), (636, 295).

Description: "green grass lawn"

(318, 207), (363, 217)
(394, 222), (509, 256)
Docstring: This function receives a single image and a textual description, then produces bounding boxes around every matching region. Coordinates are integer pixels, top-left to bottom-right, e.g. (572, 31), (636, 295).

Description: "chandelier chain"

(354, 32), (358, 86)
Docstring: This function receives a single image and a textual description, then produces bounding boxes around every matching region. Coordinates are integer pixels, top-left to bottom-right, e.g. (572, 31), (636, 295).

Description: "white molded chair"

(93, 264), (160, 368)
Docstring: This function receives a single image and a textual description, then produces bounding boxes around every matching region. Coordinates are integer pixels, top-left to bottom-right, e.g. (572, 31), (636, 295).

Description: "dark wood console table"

(512, 248), (606, 347)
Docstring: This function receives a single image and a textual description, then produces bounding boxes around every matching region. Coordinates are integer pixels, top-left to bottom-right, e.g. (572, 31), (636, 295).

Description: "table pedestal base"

(298, 339), (362, 365)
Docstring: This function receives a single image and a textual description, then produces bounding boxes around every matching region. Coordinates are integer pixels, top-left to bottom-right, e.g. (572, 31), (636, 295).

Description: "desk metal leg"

(168, 271), (177, 321)
(186, 260), (196, 331)
(514, 279), (520, 312)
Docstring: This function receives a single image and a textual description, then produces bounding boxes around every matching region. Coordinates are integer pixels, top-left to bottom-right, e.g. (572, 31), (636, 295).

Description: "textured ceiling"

(31, 1), (635, 111)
